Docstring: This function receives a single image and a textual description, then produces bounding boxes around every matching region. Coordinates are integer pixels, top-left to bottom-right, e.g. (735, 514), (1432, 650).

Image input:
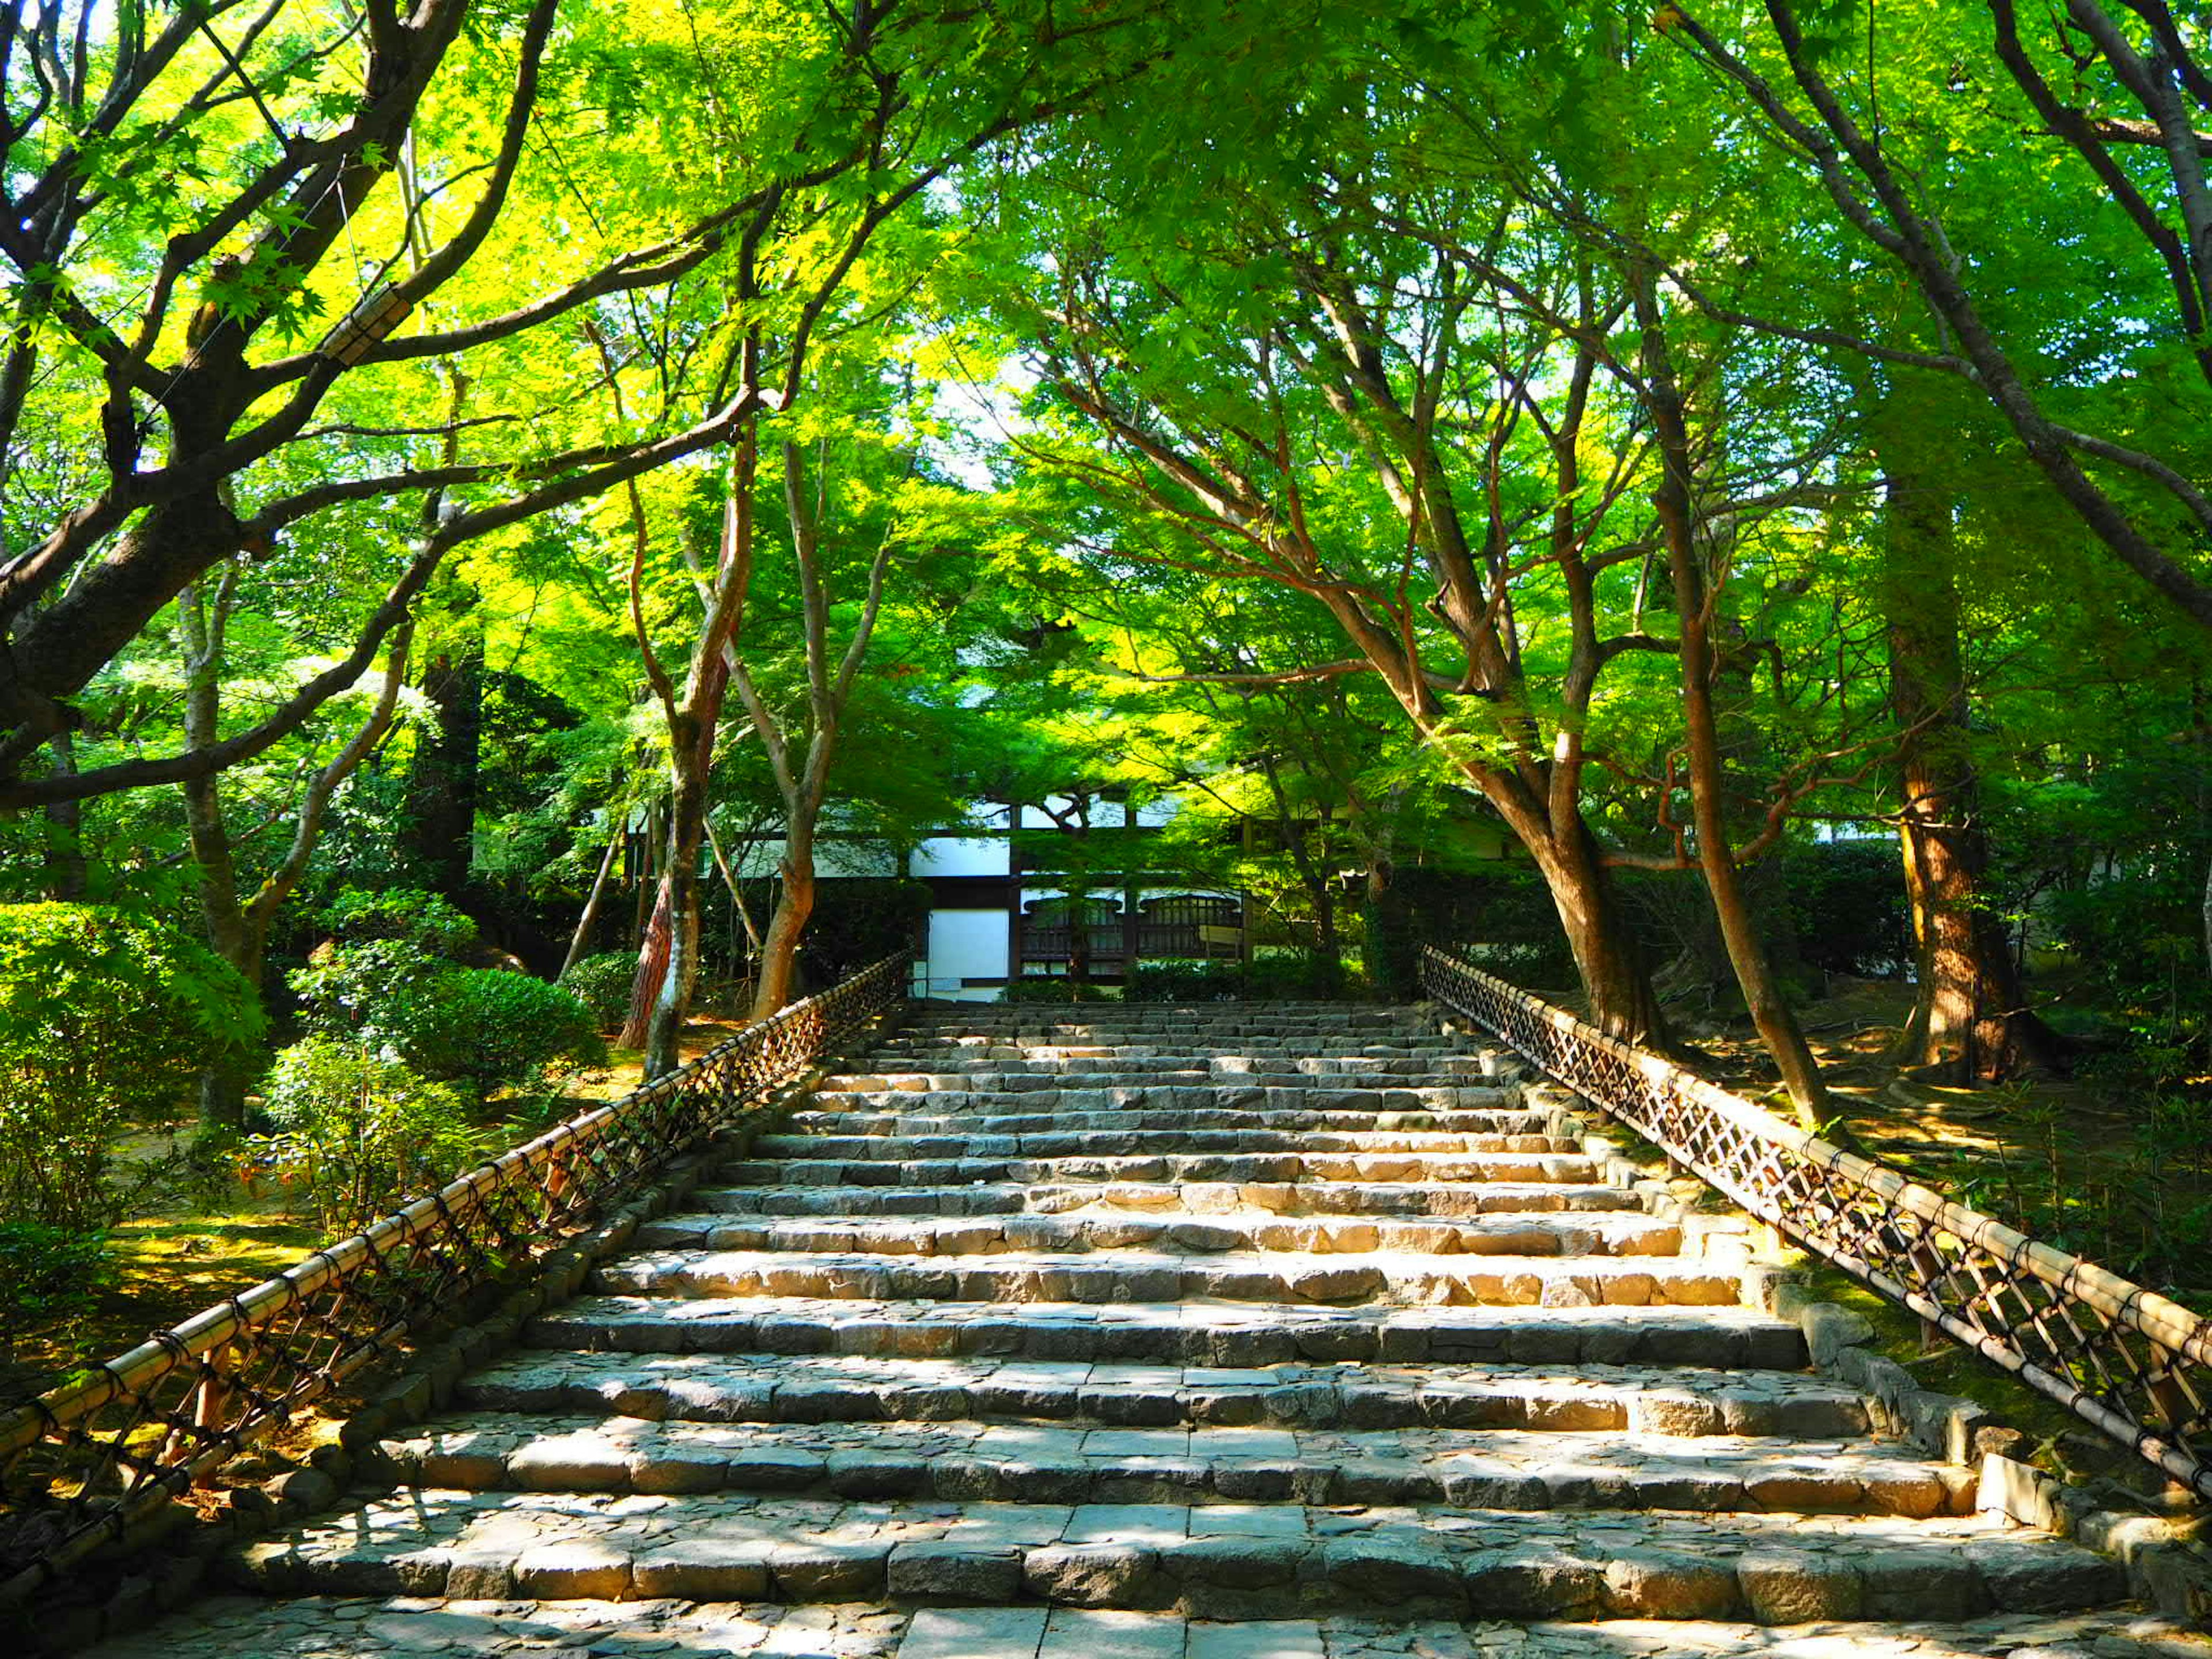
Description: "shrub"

(1247, 949), (1368, 999)
(0, 904), (262, 1230)
(0, 1219), (112, 1324)
(288, 938), (447, 1050)
(1779, 839), (1912, 979)
(1366, 866), (1580, 998)
(2044, 865), (2208, 1020)
(256, 1038), (478, 1230)
(559, 951), (637, 1030)
(406, 970), (607, 1098)
(1000, 976), (1112, 1004)
(291, 939), (603, 1101)
(1125, 959), (1245, 1002)
(319, 886), (479, 959)
(798, 878), (931, 984)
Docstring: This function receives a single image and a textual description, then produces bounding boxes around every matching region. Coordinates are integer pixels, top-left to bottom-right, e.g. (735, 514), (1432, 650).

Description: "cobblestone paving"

(105, 1001), (2179, 1653)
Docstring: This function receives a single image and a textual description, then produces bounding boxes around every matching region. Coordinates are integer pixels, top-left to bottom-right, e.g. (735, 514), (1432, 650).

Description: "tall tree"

(0, 0), (806, 808)
(1658, 1), (2212, 634)
(175, 562), (410, 1128)
(721, 438), (896, 1021)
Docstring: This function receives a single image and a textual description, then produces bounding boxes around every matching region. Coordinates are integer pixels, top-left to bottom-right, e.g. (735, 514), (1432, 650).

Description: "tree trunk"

(1308, 584), (1668, 1046)
(176, 575), (408, 1131)
(1312, 881), (1343, 993)
(1537, 826), (1667, 1044)
(559, 818), (626, 979)
(637, 691), (722, 1074)
(626, 433), (755, 1072)
(406, 636), (483, 899)
(752, 833), (819, 1018)
(1636, 272), (1827, 1119)
(179, 575), (257, 1135)
(2202, 844), (2211, 989)
(622, 880), (673, 1054)
(1880, 461), (2067, 1081)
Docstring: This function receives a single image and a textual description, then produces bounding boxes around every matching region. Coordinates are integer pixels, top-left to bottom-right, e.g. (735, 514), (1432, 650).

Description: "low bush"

(291, 944), (603, 1100)
(1126, 953), (1366, 1002)
(0, 1219), (112, 1324)
(0, 903), (262, 1231)
(1779, 840), (1912, 979)
(1124, 959), (1244, 1002)
(407, 970), (607, 1098)
(319, 887), (479, 959)
(288, 938), (448, 1050)
(798, 878), (931, 984)
(1247, 949), (1367, 999)
(558, 950), (638, 1030)
(999, 976), (1113, 1003)
(256, 1037), (479, 1230)
(1365, 866), (1579, 998)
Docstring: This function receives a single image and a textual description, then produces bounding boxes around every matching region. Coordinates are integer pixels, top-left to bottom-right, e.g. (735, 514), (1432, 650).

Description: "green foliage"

(1246, 949), (1369, 1001)
(800, 879), (931, 986)
(256, 1038), (479, 1232)
(288, 938), (448, 1049)
(0, 904), (262, 1230)
(406, 971), (607, 1099)
(559, 951), (639, 1030)
(1367, 869), (1578, 999)
(999, 976), (1113, 1003)
(319, 887), (480, 959)
(290, 941), (600, 1099)
(1123, 959), (1245, 1002)
(2043, 867), (2209, 1031)
(1124, 952), (1367, 1002)
(0, 1219), (113, 1325)
(1779, 841), (1912, 980)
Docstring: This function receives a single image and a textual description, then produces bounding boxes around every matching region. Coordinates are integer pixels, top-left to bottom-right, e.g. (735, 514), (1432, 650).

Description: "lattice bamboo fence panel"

(1421, 946), (2212, 1501)
(0, 951), (911, 1599)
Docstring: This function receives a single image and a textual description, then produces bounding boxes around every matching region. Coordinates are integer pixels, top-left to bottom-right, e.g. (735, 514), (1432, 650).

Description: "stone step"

(229, 1491), (2124, 1622)
(877, 1040), (1468, 1058)
(881, 1025), (1458, 1039)
(633, 1210), (1684, 1260)
(382, 1414), (1972, 1517)
(823, 1059), (1510, 1082)
(806, 1086), (1521, 1112)
(715, 1152), (1604, 1188)
(590, 1249), (1744, 1309)
(789, 1107), (1547, 1137)
(458, 1351), (1873, 1437)
(84, 994), (2153, 1657)
(689, 1181), (1652, 1219)
(894, 1006), (1440, 1018)
(83, 1597), (2209, 1659)
(525, 1296), (1805, 1369)
(890, 1023), (1449, 1037)
(746, 1130), (1578, 1162)
(900, 1009), (1435, 1025)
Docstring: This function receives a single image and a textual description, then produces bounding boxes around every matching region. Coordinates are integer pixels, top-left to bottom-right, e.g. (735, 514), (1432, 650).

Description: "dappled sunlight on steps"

(84, 999), (2201, 1658)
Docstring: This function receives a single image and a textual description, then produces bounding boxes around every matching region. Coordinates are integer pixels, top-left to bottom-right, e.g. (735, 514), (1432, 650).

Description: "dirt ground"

(1671, 977), (2210, 1305)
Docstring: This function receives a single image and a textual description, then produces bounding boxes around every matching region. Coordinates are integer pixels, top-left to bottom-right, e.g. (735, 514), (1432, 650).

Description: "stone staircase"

(86, 1001), (2209, 1659)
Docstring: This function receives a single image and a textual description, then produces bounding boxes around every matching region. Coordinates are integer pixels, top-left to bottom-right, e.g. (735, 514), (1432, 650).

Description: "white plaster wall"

(923, 907), (1011, 996)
